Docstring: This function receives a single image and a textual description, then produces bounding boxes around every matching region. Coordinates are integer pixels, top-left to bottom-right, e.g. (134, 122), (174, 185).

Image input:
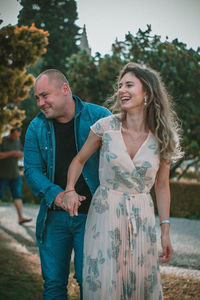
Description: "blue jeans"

(0, 177), (23, 200)
(38, 210), (87, 300)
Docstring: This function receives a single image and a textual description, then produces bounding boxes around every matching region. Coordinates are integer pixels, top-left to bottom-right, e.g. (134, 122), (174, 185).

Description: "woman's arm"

(62, 130), (102, 216)
(155, 163), (173, 263)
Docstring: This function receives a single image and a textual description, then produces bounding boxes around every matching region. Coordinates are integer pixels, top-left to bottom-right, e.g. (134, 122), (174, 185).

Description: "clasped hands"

(54, 190), (86, 216)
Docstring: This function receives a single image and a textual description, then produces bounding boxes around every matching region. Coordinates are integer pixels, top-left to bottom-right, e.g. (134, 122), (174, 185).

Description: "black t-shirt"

(53, 118), (92, 214)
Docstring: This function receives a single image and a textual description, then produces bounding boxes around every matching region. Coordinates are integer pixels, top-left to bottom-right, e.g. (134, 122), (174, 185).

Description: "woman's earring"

(144, 97), (147, 106)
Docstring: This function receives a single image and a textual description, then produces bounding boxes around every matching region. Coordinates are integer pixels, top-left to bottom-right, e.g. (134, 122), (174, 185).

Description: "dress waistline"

(100, 185), (150, 197)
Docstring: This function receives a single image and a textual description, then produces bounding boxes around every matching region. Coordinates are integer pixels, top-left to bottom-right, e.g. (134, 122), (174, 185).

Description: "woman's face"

(117, 72), (146, 112)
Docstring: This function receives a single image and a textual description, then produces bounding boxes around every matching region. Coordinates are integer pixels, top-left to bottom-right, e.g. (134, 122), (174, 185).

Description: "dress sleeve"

(90, 116), (109, 137)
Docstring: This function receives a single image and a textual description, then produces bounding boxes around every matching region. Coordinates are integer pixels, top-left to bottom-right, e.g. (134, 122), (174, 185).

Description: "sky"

(0, 0), (200, 56)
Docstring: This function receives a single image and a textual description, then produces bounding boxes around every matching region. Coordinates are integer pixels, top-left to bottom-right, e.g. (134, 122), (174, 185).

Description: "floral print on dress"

(101, 133), (118, 162)
(92, 188), (109, 214)
(107, 227), (122, 273)
(107, 166), (134, 190)
(148, 142), (159, 155)
(131, 161), (153, 193)
(85, 250), (106, 292)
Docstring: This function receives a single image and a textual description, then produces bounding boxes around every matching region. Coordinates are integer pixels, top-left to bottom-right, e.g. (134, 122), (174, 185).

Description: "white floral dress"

(82, 115), (163, 300)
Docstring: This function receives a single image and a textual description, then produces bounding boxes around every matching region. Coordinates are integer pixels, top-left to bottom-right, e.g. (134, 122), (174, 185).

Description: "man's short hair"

(35, 69), (70, 90)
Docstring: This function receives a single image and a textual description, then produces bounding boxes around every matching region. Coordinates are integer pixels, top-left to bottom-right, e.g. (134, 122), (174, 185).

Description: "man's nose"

(37, 97), (45, 107)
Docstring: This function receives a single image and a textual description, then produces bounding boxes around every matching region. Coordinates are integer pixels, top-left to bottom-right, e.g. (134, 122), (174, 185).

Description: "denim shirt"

(24, 95), (111, 243)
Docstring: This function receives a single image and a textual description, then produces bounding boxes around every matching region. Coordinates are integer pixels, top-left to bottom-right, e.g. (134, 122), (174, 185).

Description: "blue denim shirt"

(24, 95), (111, 243)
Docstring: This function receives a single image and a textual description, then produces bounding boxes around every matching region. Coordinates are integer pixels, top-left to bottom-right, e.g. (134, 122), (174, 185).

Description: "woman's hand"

(62, 190), (86, 216)
(160, 231), (173, 263)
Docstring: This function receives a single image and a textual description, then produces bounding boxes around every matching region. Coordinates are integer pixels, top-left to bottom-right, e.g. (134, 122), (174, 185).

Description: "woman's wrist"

(64, 188), (75, 194)
(160, 219), (170, 226)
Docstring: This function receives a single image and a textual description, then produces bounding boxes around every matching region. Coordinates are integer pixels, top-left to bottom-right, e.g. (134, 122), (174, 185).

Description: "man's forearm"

(0, 151), (13, 159)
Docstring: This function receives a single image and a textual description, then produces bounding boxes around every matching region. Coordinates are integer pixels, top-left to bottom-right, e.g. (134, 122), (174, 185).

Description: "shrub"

(152, 180), (200, 219)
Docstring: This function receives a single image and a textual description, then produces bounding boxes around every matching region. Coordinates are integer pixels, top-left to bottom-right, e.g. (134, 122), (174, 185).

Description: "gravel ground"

(0, 202), (200, 279)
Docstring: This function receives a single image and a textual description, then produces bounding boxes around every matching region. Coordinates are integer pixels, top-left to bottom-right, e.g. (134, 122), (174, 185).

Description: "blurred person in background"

(0, 127), (32, 225)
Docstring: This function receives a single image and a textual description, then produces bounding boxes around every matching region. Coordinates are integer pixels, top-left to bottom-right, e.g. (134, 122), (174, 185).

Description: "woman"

(64, 62), (182, 299)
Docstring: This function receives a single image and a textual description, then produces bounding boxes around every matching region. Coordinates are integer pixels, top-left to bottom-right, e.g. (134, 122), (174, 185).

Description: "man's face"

(10, 130), (21, 141)
(34, 75), (68, 120)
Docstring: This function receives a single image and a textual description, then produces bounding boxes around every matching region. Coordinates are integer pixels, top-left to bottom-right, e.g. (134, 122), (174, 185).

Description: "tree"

(17, 0), (80, 73)
(95, 53), (123, 104)
(67, 50), (99, 102)
(67, 51), (123, 105)
(0, 23), (48, 139)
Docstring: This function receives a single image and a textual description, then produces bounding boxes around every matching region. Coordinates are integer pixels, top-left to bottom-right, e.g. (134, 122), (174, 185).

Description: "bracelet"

(64, 189), (75, 194)
(160, 220), (170, 226)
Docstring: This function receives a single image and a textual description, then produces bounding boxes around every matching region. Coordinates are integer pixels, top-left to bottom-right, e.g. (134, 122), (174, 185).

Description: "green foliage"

(96, 53), (123, 104)
(152, 180), (200, 219)
(170, 181), (198, 219)
(18, 0), (80, 73)
(67, 51), (98, 102)
(0, 23), (48, 138)
(67, 51), (123, 105)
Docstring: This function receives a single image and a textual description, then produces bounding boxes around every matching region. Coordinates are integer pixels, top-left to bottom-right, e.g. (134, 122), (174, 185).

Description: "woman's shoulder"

(91, 114), (121, 137)
(98, 114), (121, 129)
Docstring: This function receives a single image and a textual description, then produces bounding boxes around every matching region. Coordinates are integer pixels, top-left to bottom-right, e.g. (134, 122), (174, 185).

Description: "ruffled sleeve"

(90, 115), (121, 137)
(90, 118), (106, 137)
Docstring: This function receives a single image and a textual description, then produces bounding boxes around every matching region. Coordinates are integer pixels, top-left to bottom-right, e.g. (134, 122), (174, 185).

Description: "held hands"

(62, 190), (86, 216)
(54, 191), (86, 216)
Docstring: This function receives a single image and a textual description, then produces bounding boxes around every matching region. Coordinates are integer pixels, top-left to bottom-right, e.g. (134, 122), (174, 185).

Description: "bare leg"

(13, 198), (32, 224)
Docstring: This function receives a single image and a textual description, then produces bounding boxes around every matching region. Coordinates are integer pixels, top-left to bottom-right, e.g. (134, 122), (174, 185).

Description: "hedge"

(152, 180), (200, 219)
(2, 177), (200, 219)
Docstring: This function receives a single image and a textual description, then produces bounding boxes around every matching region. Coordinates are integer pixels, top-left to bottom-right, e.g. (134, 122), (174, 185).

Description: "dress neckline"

(119, 121), (151, 162)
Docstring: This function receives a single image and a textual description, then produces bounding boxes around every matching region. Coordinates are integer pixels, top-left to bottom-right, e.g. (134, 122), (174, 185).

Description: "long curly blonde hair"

(111, 62), (183, 163)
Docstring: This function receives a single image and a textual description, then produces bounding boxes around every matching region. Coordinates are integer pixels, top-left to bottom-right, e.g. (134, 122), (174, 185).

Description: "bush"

(152, 180), (200, 219)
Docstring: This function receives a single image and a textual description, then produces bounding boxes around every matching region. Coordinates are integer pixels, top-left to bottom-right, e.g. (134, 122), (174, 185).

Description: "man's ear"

(62, 83), (70, 95)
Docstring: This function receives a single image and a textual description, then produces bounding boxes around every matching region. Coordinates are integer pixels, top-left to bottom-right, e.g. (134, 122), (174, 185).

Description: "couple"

(24, 63), (182, 300)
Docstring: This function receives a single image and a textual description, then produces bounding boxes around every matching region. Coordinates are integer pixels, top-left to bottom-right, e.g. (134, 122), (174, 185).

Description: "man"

(24, 69), (111, 300)
(0, 128), (32, 224)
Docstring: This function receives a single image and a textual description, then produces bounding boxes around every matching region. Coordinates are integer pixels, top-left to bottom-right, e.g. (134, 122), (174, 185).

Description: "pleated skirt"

(82, 186), (163, 300)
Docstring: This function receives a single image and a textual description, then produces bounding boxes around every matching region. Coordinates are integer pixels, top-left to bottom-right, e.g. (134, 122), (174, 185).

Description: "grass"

(0, 233), (80, 300)
(0, 246), (43, 300)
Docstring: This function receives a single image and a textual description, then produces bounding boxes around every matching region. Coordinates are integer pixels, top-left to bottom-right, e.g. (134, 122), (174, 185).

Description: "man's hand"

(54, 191), (65, 208)
(62, 191), (86, 216)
